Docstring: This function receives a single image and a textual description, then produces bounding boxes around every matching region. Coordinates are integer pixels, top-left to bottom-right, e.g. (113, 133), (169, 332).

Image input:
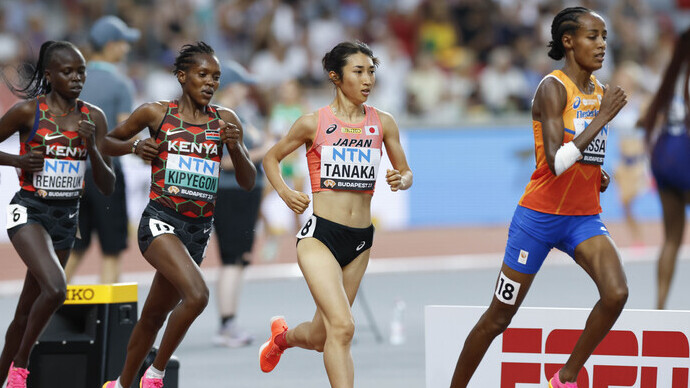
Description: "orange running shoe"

(259, 316), (288, 373)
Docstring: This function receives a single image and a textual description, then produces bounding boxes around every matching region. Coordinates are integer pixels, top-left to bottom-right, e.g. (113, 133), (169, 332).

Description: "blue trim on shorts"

(503, 205), (610, 274)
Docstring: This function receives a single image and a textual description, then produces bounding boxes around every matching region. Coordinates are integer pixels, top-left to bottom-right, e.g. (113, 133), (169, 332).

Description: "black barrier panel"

(27, 301), (137, 388)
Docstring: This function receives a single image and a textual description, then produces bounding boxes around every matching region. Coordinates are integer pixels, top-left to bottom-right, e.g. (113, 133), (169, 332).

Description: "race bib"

(164, 154), (220, 201)
(320, 146), (381, 191)
(6, 204), (28, 229)
(149, 219), (175, 237)
(33, 158), (86, 199)
(296, 215), (317, 238)
(495, 272), (521, 305)
(573, 118), (607, 165)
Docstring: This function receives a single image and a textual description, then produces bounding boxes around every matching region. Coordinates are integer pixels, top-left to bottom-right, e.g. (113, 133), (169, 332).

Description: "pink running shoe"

(6, 362), (29, 388)
(549, 369), (578, 388)
(140, 367), (164, 388)
(102, 381), (117, 388)
(259, 316), (288, 373)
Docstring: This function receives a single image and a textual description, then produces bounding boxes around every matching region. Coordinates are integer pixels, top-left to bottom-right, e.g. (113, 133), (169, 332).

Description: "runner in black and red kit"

(101, 42), (255, 388)
(0, 41), (114, 388)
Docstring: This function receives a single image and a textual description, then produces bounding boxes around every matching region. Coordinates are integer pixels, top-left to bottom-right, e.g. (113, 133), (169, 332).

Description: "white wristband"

(554, 141), (582, 176)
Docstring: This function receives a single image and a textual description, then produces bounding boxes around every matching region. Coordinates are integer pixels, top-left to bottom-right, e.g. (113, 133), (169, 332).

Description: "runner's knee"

(326, 317), (355, 346)
(42, 280), (67, 308)
(601, 284), (628, 312)
(184, 285), (209, 315)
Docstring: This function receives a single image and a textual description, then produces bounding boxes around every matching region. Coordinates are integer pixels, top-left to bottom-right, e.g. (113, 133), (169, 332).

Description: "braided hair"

(173, 41), (215, 75)
(322, 41), (379, 81)
(4, 40), (78, 99)
(547, 7), (591, 61)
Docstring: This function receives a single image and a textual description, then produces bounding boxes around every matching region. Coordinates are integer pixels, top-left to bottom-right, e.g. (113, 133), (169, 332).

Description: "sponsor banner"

(165, 154), (219, 201)
(64, 283), (138, 305)
(320, 145), (380, 191)
(33, 158), (85, 199)
(320, 177), (374, 191)
(425, 306), (690, 388)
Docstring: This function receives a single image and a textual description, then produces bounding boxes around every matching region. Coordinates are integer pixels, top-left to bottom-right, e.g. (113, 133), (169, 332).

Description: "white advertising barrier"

(426, 306), (690, 388)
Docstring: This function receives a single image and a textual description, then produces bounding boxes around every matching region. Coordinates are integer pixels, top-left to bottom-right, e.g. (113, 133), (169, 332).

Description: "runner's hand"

(135, 138), (159, 163)
(17, 150), (43, 172)
(281, 189), (310, 214)
(600, 169), (610, 193)
(219, 120), (241, 151)
(77, 120), (96, 145)
(599, 84), (627, 123)
(386, 169), (403, 191)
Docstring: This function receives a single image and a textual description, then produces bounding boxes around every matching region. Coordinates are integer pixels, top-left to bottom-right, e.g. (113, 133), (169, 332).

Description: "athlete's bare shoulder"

(293, 111), (319, 130)
(373, 107), (397, 127)
(1, 99), (38, 131)
(533, 76), (567, 119)
(80, 101), (106, 122)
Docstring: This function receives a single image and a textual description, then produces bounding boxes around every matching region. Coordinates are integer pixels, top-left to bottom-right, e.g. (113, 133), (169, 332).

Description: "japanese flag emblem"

(365, 125), (379, 136)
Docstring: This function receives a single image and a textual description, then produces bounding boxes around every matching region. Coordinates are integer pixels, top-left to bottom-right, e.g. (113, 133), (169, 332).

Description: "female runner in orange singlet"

(449, 7), (628, 388)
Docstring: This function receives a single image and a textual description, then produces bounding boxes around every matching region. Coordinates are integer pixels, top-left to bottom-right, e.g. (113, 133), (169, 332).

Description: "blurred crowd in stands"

(0, 0), (688, 127)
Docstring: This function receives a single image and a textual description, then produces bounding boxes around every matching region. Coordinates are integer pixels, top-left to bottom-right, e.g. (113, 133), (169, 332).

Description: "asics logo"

(44, 133), (63, 141)
(356, 241), (366, 251)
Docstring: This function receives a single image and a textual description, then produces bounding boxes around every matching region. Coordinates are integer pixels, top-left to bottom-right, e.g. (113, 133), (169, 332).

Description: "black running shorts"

(6, 190), (80, 251)
(296, 214), (374, 267)
(137, 201), (213, 265)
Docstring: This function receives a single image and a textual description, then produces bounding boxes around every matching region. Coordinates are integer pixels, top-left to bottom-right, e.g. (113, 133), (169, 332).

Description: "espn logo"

(500, 328), (689, 387)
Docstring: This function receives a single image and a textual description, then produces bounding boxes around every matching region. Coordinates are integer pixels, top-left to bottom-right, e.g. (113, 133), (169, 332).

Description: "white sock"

(115, 378), (124, 388)
(145, 365), (165, 379)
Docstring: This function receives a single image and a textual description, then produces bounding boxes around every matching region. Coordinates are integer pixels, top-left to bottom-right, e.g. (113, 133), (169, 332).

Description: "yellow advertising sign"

(64, 283), (138, 305)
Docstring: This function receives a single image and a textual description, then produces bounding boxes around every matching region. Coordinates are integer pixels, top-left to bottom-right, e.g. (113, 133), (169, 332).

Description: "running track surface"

(0, 222), (688, 387)
(0, 221), (673, 282)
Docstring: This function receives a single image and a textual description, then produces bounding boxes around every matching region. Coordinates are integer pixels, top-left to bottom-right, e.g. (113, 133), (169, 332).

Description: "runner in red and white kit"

(260, 41), (413, 388)
(0, 41), (114, 388)
(101, 42), (255, 388)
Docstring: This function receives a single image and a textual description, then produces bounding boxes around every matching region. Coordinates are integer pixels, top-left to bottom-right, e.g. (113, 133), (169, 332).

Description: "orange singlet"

(519, 70), (607, 215)
(306, 105), (384, 195)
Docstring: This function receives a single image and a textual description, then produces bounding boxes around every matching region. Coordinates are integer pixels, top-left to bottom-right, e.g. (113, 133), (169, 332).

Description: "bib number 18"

(495, 271), (521, 305)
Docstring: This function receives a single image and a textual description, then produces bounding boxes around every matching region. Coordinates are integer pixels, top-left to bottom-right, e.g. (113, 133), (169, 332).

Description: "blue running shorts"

(503, 205), (610, 274)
